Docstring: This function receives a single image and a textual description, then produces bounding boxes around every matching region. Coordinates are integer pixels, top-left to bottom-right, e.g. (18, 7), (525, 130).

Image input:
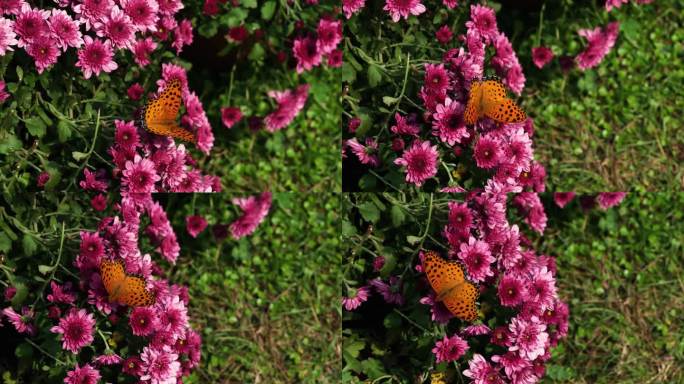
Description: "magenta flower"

(457, 237), (495, 282)
(47, 281), (77, 305)
(342, 286), (370, 311)
(293, 36), (322, 73)
(508, 316), (549, 360)
(0, 0), (23, 15)
(497, 274), (527, 307)
(369, 276), (404, 305)
(419, 293), (453, 324)
(47, 9), (82, 50)
(185, 215), (208, 238)
(383, 0), (425, 22)
(4, 286), (16, 301)
(26, 36), (60, 73)
(0, 18), (18, 56)
(423, 63), (450, 95)
(158, 295), (189, 336)
(131, 37), (157, 67)
(221, 107), (243, 129)
(432, 97), (469, 146)
(123, 356), (144, 376)
(230, 191), (272, 239)
(0, 80), (7, 103)
(463, 354), (503, 384)
(74, 0), (114, 29)
(158, 0), (184, 15)
(94, 351), (123, 366)
(553, 192), (576, 208)
(316, 19), (342, 55)
(432, 334), (469, 363)
(390, 113), (420, 136)
(528, 267), (557, 310)
(2, 307), (36, 335)
(114, 119), (140, 150)
(172, 18), (193, 54)
(50, 308), (95, 353)
(122, 155), (160, 194)
(64, 363), (100, 384)
(372, 256), (385, 272)
(462, 324), (491, 336)
(76, 36), (118, 79)
(121, 0), (159, 32)
(36, 171), (50, 187)
(576, 22), (620, 70)
(14, 4), (49, 48)
(466, 4), (498, 42)
(139, 346), (181, 384)
(77, 231), (105, 270)
(605, 0), (629, 11)
(94, 6), (135, 48)
(343, 0), (365, 18)
(129, 306), (158, 336)
(436, 25), (453, 45)
(346, 138), (379, 167)
(394, 140), (439, 187)
(596, 192), (626, 209)
(447, 201), (473, 234)
(127, 83), (144, 100)
(491, 351), (532, 379)
(91, 194), (107, 211)
(474, 134), (502, 169)
(264, 84), (309, 132)
(327, 49), (343, 67)
(532, 46), (554, 69)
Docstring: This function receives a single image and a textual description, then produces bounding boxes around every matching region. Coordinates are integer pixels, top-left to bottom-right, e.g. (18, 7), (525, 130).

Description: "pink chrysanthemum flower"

(123, 356), (144, 376)
(383, 0), (425, 22)
(372, 256), (385, 272)
(115, 119), (140, 150)
(0, 80), (9, 103)
(390, 113), (420, 136)
(185, 215), (207, 238)
(466, 4), (498, 42)
(120, 0), (159, 33)
(172, 18), (192, 54)
(130, 37), (156, 65)
(458, 237), (495, 282)
(394, 140), (439, 187)
(2, 307), (36, 335)
(531, 46), (554, 69)
(79, 168), (108, 191)
(432, 97), (469, 146)
(436, 25), (453, 44)
(129, 306), (158, 336)
(342, 0), (365, 18)
(76, 36), (118, 79)
(293, 36), (322, 73)
(91, 194), (107, 211)
(14, 4), (49, 48)
(463, 354), (504, 384)
(447, 201), (473, 234)
(423, 63), (450, 95)
(443, 0), (457, 8)
(474, 134), (502, 169)
(316, 19), (341, 55)
(419, 293), (453, 324)
(50, 308), (95, 353)
(0, 0), (24, 15)
(139, 346), (181, 384)
(528, 267), (557, 310)
(74, 0), (114, 30)
(127, 82), (144, 100)
(220, 107), (242, 128)
(596, 192), (626, 209)
(462, 324), (491, 336)
(158, 0), (184, 15)
(0, 18), (17, 55)
(497, 274), (527, 307)
(346, 138), (379, 167)
(95, 6), (135, 49)
(64, 363), (100, 384)
(508, 316), (549, 360)
(491, 351), (532, 379)
(230, 191), (272, 239)
(327, 49), (342, 67)
(491, 326), (512, 347)
(158, 295), (188, 336)
(369, 276), (404, 305)
(26, 36), (60, 73)
(94, 351), (123, 366)
(503, 127), (533, 173)
(432, 334), (469, 363)
(264, 84), (309, 131)
(605, 0), (629, 11)
(47, 281), (77, 305)
(342, 285), (369, 311)
(122, 155), (160, 194)
(47, 9), (82, 50)
(553, 192), (576, 208)
(576, 22), (620, 70)
(77, 231), (105, 270)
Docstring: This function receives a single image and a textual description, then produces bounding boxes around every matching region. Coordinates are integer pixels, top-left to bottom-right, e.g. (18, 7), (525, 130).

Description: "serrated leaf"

(358, 202), (380, 223)
(261, 1), (276, 20)
(24, 117), (46, 138)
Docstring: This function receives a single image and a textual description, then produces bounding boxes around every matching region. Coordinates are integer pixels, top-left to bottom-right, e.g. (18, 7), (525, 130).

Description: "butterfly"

(139, 78), (196, 143)
(422, 250), (479, 322)
(463, 77), (526, 125)
(99, 259), (155, 307)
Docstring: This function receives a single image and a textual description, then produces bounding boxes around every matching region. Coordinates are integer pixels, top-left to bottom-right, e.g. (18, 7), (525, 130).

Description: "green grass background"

(540, 193), (684, 382)
(159, 192), (341, 382)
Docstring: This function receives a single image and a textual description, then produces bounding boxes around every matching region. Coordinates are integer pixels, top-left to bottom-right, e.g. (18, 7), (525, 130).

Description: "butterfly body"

(423, 250), (479, 322)
(463, 78), (526, 125)
(139, 79), (196, 143)
(100, 260), (155, 307)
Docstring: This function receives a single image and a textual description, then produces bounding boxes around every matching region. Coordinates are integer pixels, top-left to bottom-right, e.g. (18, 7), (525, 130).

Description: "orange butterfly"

(463, 78), (526, 125)
(140, 78), (196, 143)
(422, 250), (479, 322)
(100, 259), (155, 307)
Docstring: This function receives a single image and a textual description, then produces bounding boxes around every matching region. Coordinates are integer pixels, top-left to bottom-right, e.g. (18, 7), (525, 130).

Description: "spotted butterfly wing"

(99, 259), (155, 307)
(422, 250), (479, 322)
(464, 79), (526, 125)
(143, 78), (196, 143)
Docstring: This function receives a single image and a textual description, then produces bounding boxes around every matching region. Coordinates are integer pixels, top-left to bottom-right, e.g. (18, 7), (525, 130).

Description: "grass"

(520, 0), (684, 191)
(158, 192), (341, 383)
(539, 193), (684, 382)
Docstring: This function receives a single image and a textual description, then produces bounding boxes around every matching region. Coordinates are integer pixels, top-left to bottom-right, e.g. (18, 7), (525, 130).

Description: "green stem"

(24, 338), (66, 366)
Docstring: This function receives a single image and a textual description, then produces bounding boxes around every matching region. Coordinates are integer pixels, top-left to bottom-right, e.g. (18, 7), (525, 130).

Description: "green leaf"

(382, 96), (399, 106)
(390, 205), (405, 227)
(361, 358), (385, 380)
(242, 0), (258, 8)
(72, 151), (88, 161)
(14, 343), (33, 359)
(24, 117), (46, 138)
(0, 233), (11, 253)
(22, 234), (37, 256)
(358, 202), (380, 223)
(10, 282), (28, 306)
(367, 65), (382, 87)
(406, 235), (421, 245)
(261, 1), (276, 20)
(38, 265), (54, 275)
(16, 66), (23, 82)
(383, 312), (402, 328)
(343, 339), (365, 360)
(56, 120), (72, 143)
(248, 43), (265, 61)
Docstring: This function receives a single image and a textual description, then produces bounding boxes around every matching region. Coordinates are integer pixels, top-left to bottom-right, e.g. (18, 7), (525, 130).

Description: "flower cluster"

(346, 4), (538, 192)
(575, 21), (620, 70)
(293, 18), (342, 73)
(0, 0), (190, 77)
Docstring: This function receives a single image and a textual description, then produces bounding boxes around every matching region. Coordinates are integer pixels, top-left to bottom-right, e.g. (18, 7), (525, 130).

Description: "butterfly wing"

(463, 80), (483, 125)
(117, 275), (155, 307)
(481, 79), (526, 123)
(423, 250), (465, 295)
(100, 260), (125, 299)
(146, 122), (196, 143)
(442, 281), (479, 322)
